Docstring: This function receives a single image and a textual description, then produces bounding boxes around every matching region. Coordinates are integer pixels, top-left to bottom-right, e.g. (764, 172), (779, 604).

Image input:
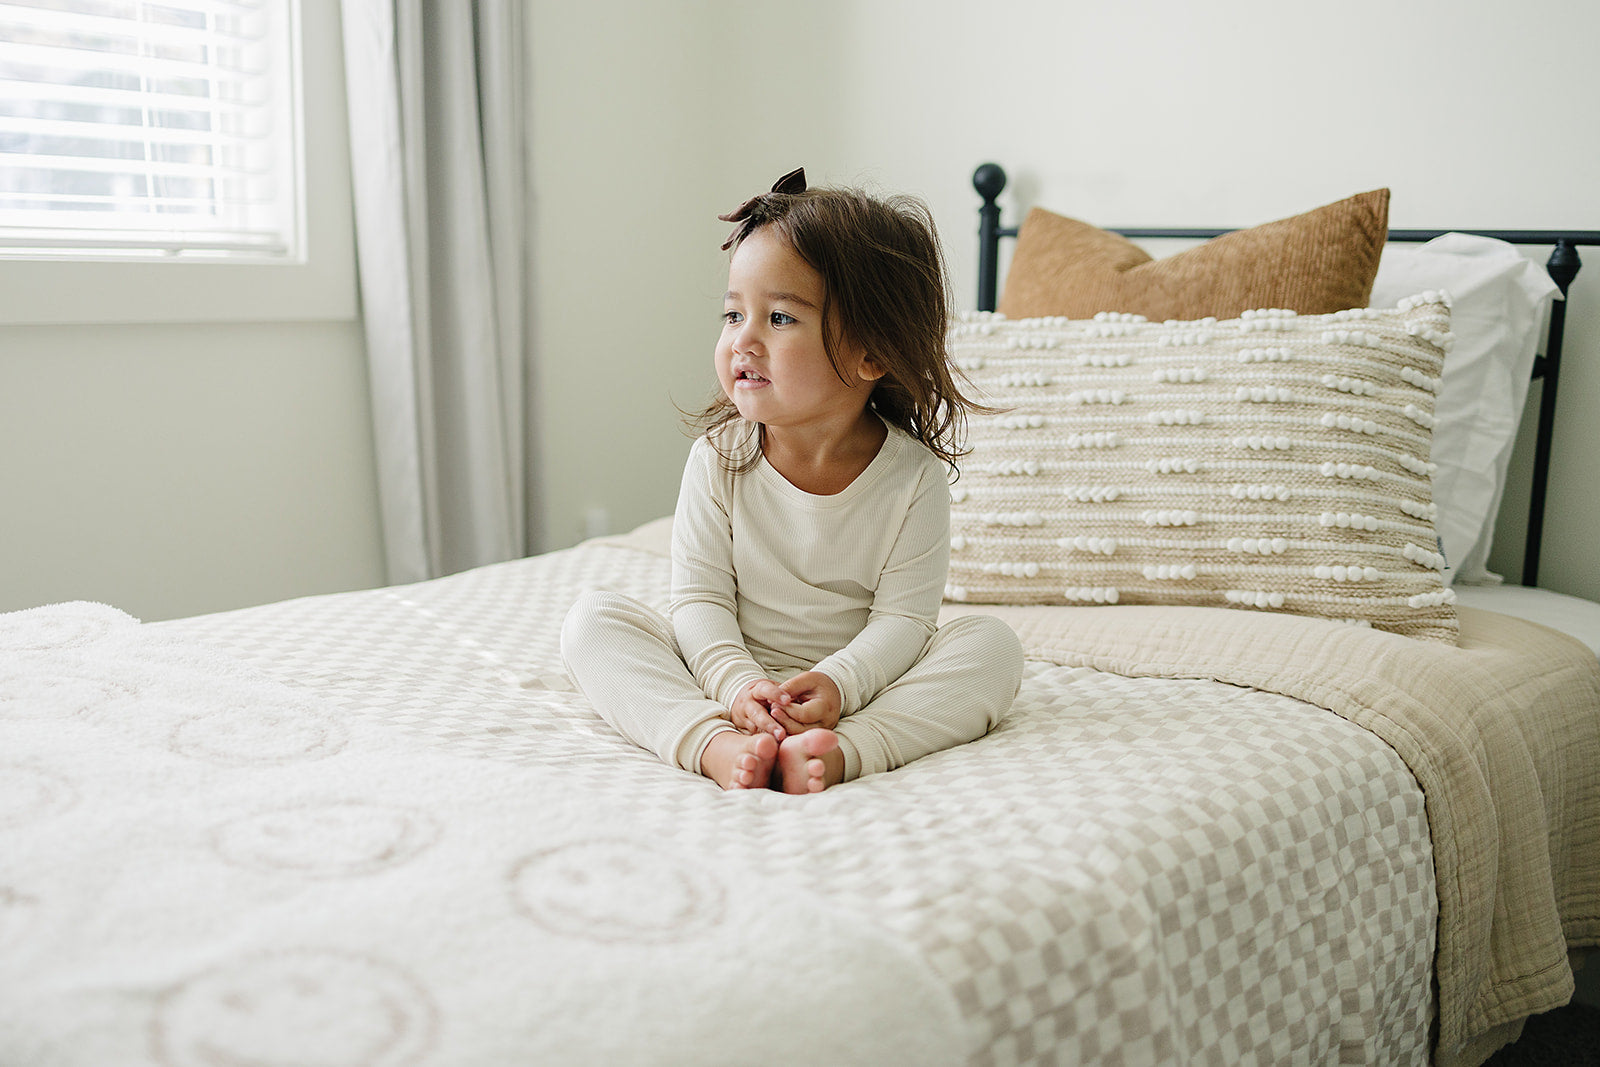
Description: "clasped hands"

(730, 671), (841, 740)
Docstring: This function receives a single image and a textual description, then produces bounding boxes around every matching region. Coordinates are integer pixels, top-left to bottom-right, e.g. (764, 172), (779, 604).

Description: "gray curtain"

(341, 0), (531, 583)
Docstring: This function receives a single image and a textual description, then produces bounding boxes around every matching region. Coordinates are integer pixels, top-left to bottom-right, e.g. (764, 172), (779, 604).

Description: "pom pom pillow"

(947, 296), (1459, 642)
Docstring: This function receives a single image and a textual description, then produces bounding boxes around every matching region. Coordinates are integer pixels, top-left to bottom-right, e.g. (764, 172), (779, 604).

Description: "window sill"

(0, 253), (357, 326)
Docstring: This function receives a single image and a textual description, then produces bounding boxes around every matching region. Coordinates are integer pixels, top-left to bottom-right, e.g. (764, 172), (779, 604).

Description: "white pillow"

(1370, 235), (1559, 585)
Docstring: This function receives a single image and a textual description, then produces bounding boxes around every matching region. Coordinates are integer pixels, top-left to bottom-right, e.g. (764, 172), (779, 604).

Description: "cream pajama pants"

(560, 590), (1024, 781)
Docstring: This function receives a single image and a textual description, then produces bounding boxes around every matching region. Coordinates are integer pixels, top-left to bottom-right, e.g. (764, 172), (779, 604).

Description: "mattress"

(1453, 583), (1600, 659)
(0, 535), (1445, 1066)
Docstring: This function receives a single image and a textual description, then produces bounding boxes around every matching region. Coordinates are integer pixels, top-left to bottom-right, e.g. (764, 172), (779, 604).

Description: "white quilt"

(0, 540), (1435, 1066)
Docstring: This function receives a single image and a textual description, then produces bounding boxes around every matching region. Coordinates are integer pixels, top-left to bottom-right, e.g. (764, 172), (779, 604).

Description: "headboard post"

(973, 163), (1008, 313)
(1523, 240), (1583, 585)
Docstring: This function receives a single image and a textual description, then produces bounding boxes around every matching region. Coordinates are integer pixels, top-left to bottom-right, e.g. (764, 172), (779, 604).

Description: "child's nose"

(732, 321), (765, 352)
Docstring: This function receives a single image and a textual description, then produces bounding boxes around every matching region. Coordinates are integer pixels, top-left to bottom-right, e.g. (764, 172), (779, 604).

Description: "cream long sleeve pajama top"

(561, 419), (1024, 781)
(672, 422), (949, 716)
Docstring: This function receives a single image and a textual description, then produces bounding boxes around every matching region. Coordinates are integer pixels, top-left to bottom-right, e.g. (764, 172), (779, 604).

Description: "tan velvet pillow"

(998, 189), (1390, 321)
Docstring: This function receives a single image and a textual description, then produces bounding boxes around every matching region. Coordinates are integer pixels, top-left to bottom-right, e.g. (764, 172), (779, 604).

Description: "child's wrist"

(815, 670), (846, 714)
(730, 674), (765, 705)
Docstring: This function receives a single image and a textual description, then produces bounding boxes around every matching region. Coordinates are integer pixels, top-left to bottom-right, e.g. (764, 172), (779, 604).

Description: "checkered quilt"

(2, 539), (1445, 1065)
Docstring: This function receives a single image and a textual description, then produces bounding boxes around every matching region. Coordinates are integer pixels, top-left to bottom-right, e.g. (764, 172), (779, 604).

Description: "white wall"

(528, 0), (1600, 601)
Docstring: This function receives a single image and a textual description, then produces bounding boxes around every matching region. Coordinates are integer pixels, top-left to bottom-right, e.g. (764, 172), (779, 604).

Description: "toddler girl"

(561, 168), (1024, 793)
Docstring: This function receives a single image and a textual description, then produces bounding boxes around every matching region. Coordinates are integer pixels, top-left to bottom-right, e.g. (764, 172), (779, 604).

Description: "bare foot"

(775, 730), (844, 794)
(700, 730), (778, 790)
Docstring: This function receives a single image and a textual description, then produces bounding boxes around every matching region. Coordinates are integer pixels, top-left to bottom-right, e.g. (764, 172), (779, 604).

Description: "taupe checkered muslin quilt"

(942, 599), (1600, 1065)
(1, 526), (1594, 1065)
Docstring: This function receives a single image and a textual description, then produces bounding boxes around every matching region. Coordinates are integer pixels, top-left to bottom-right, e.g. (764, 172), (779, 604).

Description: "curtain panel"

(341, 0), (531, 583)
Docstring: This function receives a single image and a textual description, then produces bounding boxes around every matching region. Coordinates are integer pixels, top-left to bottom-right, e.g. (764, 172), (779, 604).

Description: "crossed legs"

(561, 591), (1023, 792)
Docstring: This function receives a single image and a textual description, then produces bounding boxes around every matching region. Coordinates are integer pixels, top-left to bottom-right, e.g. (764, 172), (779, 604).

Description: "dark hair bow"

(717, 166), (806, 250)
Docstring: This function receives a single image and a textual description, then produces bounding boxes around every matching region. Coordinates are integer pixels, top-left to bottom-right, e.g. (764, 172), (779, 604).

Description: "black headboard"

(972, 162), (1600, 588)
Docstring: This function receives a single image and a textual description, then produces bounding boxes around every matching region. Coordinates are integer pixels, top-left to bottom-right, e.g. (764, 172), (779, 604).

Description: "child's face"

(717, 227), (881, 433)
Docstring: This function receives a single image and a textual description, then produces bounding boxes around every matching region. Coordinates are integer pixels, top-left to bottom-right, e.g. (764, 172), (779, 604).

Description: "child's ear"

(858, 357), (887, 383)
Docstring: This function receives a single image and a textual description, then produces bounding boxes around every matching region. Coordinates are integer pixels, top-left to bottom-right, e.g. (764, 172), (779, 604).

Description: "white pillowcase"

(1370, 234), (1559, 585)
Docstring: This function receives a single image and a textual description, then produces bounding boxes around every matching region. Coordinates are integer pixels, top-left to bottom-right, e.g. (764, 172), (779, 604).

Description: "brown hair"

(687, 184), (991, 474)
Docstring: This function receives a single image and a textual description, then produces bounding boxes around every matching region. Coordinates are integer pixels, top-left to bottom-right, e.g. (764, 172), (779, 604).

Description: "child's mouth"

(735, 370), (769, 385)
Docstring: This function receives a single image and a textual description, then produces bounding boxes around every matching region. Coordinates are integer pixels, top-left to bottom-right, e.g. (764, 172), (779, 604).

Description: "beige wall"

(528, 0), (1600, 601)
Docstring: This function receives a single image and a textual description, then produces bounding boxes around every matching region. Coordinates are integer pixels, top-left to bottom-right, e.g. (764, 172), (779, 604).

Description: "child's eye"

(770, 311), (796, 327)
(722, 310), (743, 326)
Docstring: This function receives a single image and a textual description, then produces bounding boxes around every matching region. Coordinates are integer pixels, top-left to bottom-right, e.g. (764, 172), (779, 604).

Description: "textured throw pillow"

(998, 189), (1390, 322)
(1369, 234), (1560, 585)
(947, 296), (1459, 642)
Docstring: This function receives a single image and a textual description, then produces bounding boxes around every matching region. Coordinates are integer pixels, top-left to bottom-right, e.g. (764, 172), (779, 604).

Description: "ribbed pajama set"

(561, 420), (1024, 782)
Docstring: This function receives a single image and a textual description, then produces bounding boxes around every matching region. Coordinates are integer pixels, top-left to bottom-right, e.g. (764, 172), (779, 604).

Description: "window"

(0, 0), (302, 261)
(0, 0), (351, 325)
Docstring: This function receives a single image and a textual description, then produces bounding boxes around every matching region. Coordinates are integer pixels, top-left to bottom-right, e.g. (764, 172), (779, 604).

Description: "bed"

(2, 166), (1598, 1067)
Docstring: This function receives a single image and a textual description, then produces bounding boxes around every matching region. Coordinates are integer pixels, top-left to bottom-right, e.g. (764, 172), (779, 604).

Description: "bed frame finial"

(973, 163), (1007, 203)
(1547, 239), (1581, 296)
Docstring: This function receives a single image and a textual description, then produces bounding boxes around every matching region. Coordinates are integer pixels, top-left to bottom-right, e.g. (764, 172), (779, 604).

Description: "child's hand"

(774, 671), (842, 732)
(729, 679), (788, 741)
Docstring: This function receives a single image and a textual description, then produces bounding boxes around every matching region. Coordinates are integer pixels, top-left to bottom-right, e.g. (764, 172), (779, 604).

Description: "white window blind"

(0, 0), (301, 259)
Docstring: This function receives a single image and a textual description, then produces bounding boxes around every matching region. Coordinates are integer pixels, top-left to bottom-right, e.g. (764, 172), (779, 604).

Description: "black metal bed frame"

(972, 162), (1600, 587)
